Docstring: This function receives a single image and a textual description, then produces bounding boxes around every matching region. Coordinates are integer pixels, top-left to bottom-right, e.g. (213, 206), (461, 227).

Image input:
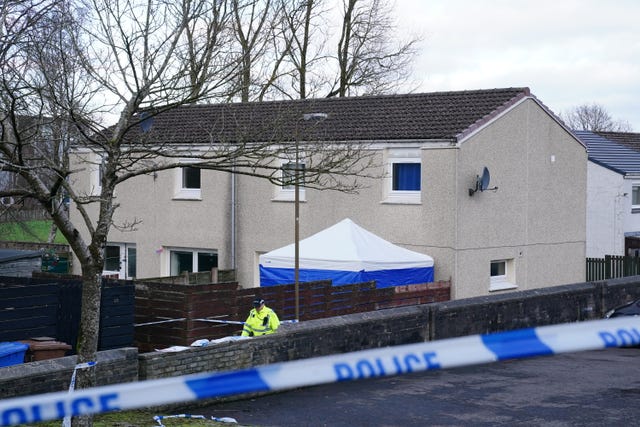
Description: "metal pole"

(294, 140), (300, 321)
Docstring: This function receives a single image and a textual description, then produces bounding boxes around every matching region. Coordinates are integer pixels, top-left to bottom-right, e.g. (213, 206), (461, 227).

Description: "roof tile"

(575, 130), (640, 175)
(125, 88), (530, 144)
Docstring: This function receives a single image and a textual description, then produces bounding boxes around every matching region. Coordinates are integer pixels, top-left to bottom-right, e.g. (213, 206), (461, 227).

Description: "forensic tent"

(259, 218), (434, 288)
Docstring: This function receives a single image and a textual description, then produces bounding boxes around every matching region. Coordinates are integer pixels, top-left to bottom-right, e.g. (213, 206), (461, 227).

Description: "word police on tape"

(2, 317), (640, 426)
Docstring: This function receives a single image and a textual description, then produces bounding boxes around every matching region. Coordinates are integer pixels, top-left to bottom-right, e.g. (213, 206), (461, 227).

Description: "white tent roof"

(259, 218), (434, 272)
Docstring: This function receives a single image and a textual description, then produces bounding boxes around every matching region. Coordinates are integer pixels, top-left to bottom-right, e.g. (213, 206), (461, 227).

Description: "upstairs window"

(174, 165), (201, 200)
(282, 162), (305, 189)
(273, 160), (306, 201)
(182, 166), (201, 189)
(384, 148), (421, 204)
(90, 154), (105, 196)
(392, 163), (421, 191)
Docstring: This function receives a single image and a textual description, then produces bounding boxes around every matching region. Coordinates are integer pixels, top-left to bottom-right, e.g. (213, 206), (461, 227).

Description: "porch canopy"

(259, 218), (434, 288)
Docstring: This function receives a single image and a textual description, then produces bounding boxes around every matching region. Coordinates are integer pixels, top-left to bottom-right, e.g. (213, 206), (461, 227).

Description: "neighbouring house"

(575, 131), (640, 257)
(68, 87), (587, 299)
(595, 131), (640, 152)
(0, 115), (61, 215)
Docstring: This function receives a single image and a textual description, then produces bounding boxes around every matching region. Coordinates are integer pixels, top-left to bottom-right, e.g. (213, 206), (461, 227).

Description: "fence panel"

(0, 277), (134, 351)
(134, 279), (451, 351)
(586, 255), (640, 281)
(100, 282), (135, 349)
(0, 282), (59, 341)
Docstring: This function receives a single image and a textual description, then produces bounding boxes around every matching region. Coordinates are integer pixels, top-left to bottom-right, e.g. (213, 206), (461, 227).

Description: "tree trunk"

(71, 267), (103, 427)
(47, 222), (58, 243)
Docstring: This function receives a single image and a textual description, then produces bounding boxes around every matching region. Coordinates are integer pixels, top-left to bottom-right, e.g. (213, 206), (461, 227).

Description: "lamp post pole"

(294, 139), (300, 321)
(294, 113), (327, 322)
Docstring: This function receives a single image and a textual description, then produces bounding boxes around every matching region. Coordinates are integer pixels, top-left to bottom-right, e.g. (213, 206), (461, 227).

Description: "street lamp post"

(294, 112), (327, 322)
(294, 138), (300, 321)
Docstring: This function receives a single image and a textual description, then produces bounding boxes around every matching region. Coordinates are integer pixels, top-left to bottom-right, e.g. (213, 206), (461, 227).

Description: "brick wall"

(0, 348), (138, 399)
(429, 277), (640, 340)
(138, 276), (640, 385)
(138, 304), (431, 381)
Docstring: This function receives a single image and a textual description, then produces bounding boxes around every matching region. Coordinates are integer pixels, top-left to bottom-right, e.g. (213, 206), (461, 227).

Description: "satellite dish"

(469, 166), (498, 196)
(479, 167), (490, 191)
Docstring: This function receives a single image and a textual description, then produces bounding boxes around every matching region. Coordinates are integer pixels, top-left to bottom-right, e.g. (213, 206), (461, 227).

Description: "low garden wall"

(137, 276), (640, 383)
(2, 276), (640, 402)
(0, 348), (138, 399)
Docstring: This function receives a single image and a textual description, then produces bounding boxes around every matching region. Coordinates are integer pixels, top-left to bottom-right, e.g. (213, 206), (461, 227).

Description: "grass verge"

(19, 409), (249, 427)
(0, 220), (67, 244)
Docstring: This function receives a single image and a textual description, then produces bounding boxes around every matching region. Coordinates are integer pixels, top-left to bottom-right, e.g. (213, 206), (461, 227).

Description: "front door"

(103, 243), (137, 279)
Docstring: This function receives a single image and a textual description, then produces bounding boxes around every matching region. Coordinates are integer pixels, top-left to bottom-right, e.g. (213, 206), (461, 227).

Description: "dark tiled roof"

(594, 131), (640, 152)
(574, 130), (640, 175)
(125, 88), (531, 144)
(0, 249), (42, 262)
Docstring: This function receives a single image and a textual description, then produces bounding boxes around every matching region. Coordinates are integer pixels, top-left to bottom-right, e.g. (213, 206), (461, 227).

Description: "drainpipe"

(231, 169), (236, 272)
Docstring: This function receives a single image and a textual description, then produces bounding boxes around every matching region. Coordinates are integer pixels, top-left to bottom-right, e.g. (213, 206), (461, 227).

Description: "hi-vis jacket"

(241, 306), (280, 337)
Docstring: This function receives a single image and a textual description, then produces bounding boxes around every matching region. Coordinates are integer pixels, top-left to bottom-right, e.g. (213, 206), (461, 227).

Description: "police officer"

(241, 298), (280, 337)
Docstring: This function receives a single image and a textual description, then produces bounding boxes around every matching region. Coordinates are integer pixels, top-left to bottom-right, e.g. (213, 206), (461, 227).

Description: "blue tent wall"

(259, 265), (434, 288)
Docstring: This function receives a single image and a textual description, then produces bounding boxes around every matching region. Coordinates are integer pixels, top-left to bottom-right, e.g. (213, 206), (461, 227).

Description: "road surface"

(177, 347), (640, 426)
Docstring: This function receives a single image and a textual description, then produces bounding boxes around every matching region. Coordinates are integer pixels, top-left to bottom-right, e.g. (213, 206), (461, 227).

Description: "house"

(575, 131), (640, 257)
(68, 87), (587, 299)
(595, 131), (640, 152)
(0, 115), (60, 215)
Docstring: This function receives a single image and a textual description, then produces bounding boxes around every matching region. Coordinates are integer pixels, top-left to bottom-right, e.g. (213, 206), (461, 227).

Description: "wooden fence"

(0, 276), (134, 352)
(134, 279), (451, 352)
(586, 255), (640, 281)
(138, 268), (235, 285)
(1, 273), (450, 354)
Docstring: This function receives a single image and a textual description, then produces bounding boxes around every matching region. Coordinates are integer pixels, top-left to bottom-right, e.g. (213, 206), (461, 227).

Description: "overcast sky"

(393, 0), (639, 131)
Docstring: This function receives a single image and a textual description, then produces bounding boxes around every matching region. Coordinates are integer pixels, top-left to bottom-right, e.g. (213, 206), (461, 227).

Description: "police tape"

(62, 362), (97, 427)
(2, 317), (640, 427)
(137, 318), (298, 327)
(194, 319), (299, 325)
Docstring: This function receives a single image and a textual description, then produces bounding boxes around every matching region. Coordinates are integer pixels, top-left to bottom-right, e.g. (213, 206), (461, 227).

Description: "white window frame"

(632, 183), (640, 212)
(273, 157), (306, 202)
(489, 259), (517, 292)
(161, 247), (218, 276)
(90, 154), (104, 196)
(102, 242), (136, 280)
(383, 148), (421, 204)
(174, 165), (202, 200)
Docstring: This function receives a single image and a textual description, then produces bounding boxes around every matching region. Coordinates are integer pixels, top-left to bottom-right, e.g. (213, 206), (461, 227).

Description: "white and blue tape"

(62, 362), (97, 427)
(2, 317), (639, 427)
(137, 318), (298, 327)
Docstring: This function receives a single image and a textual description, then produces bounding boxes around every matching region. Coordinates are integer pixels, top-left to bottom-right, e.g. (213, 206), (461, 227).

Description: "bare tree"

(0, 2), (377, 422)
(279, 0), (329, 99)
(228, 0), (294, 102)
(229, 0), (420, 101)
(183, 0), (236, 100)
(328, 0), (419, 97)
(561, 103), (632, 132)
